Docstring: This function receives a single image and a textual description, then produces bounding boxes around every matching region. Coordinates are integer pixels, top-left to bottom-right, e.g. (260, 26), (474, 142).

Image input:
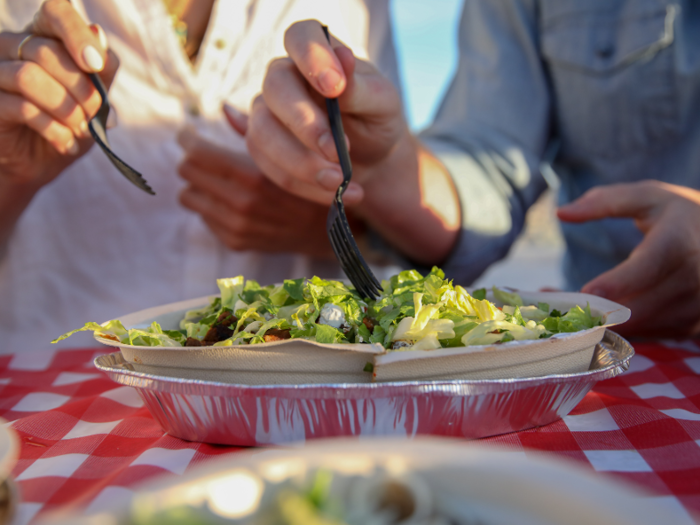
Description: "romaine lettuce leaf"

(53, 269), (603, 353)
(542, 304), (601, 333)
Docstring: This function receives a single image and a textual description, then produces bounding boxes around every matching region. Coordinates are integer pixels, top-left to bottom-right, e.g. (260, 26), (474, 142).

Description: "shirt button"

(596, 45), (614, 59)
(187, 102), (200, 117)
(214, 38), (226, 49)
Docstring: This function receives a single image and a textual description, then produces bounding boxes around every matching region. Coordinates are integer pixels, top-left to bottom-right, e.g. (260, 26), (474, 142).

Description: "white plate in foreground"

(39, 436), (694, 525)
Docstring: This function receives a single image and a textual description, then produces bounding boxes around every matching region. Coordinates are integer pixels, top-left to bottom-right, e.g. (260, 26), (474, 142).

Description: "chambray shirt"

(422, 0), (700, 290)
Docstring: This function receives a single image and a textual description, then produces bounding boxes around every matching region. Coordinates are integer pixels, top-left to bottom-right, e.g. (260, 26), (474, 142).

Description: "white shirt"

(0, 0), (398, 353)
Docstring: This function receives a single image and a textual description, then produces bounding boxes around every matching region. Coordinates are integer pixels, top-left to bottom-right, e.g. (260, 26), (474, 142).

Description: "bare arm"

(0, 0), (118, 253)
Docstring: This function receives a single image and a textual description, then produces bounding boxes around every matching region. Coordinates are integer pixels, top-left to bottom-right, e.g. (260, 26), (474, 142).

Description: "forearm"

(0, 176), (40, 255)
(353, 130), (461, 266)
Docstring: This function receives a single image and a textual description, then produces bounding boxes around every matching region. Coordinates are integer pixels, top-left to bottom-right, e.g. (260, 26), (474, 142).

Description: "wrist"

(353, 126), (417, 213)
(351, 133), (461, 266)
(0, 168), (43, 197)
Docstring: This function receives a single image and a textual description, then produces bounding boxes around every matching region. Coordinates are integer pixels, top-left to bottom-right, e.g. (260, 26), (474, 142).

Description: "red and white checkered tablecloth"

(1, 340), (699, 525)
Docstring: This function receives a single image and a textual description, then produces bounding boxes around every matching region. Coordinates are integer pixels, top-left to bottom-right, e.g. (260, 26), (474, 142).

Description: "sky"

(390, 0), (463, 131)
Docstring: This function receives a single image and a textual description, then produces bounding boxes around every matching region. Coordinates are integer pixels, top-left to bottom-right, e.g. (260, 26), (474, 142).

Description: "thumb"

(30, 0), (107, 73)
(223, 103), (249, 136)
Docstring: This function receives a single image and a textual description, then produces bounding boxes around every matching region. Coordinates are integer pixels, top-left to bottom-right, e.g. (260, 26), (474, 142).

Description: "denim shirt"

(421, 0), (699, 290)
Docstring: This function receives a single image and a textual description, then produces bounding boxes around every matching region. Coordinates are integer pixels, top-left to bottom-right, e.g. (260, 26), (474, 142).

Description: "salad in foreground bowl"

(54, 267), (603, 352)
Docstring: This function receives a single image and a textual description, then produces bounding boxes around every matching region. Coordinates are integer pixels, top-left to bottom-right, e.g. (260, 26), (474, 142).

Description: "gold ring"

(16, 34), (35, 61)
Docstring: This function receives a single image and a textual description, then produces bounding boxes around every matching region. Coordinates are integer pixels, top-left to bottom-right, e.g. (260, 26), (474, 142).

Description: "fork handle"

(89, 73), (109, 103)
(321, 26), (353, 192)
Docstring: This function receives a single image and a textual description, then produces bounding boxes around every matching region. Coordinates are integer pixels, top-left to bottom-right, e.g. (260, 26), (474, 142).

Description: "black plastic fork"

(321, 26), (382, 300)
(88, 73), (155, 195)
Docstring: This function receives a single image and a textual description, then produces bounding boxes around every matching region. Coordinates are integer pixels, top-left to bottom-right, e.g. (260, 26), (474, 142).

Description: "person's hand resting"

(0, 0), (119, 190)
(557, 180), (700, 338)
(177, 109), (335, 258)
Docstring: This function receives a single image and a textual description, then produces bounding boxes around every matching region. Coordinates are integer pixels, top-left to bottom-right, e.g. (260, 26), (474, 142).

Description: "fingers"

(222, 103), (248, 136)
(0, 36), (99, 136)
(179, 165), (334, 257)
(609, 261), (700, 338)
(178, 154), (279, 224)
(178, 158), (268, 216)
(179, 179), (292, 248)
(247, 97), (364, 205)
(29, 0), (107, 73)
(283, 20), (346, 98)
(0, 60), (96, 144)
(557, 181), (672, 224)
(262, 57), (341, 163)
(177, 127), (259, 179)
(177, 128), (261, 185)
(0, 91), (78, 155)
(19, 34), (103, 116)
(581, 222), (685, 300)
(283, 23), (397, 116)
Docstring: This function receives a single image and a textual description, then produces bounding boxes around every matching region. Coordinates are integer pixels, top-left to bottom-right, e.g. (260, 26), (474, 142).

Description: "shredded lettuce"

(492, 286), (524, 307)
(53, 268), (603, 352)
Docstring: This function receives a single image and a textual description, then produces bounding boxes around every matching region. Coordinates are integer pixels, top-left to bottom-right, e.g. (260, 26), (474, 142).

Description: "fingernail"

(79, 120), (88, 136)
(82, 45), (104, 72)
(222, 102), (247, 132)
(90, 24), (108, 50)
(223, 102), (242, 120)
(316, 169), (343, 190)
(66, 139), (79, 156)
(317, 69), (342, 95)
(318, 131), (338, 161)
(106, 108), (117, 129)
(344, 183), (363, 202)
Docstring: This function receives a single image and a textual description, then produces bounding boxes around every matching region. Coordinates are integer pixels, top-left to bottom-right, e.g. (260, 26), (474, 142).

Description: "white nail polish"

(66, 139), (79, 156)
(82, 45), (104, 72)
(95, 24), (108, 50)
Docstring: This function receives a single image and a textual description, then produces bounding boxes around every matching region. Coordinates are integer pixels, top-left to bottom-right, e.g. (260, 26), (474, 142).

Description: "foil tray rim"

(93, 330), (634, 397)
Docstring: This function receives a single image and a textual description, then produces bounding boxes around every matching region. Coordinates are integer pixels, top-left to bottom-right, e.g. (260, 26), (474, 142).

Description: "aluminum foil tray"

(94, 330), (634, 446)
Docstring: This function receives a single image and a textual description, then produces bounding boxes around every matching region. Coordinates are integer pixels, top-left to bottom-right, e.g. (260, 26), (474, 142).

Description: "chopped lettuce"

(53, 267), (603, 353)
(492, 286), (524, 307)
(542, 304), (601, 333)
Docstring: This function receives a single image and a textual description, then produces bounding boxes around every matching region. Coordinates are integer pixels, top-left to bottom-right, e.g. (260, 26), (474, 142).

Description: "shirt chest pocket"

(541, 1), (679, 160)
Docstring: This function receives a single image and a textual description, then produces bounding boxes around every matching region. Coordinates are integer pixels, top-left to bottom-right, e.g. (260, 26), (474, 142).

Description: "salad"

(54, 267), (602, 351)
(127, 468), (473, 525)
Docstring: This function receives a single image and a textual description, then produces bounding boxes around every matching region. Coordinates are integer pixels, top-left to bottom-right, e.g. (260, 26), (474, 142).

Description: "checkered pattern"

(1, 341), (699, 525)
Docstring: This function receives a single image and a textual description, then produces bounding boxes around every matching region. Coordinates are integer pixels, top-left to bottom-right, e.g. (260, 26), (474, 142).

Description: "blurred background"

(390, 0), (565, 291)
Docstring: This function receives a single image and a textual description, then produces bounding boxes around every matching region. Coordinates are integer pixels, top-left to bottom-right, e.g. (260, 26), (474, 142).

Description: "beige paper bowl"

(372, 291), (631, 382)
(95, 291), (630, 384)
(95, 296), (383, 385)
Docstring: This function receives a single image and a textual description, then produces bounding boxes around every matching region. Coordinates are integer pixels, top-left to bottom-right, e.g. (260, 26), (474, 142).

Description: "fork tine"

(332, 200), (382, 291)
(334, 219), (382, 294)
(329, 222), (372, 297)
(330, 224), (375, 299)
(321, 25), (383, 301)
(334, 205), (382, 290)
(331, 220), (381, 299)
